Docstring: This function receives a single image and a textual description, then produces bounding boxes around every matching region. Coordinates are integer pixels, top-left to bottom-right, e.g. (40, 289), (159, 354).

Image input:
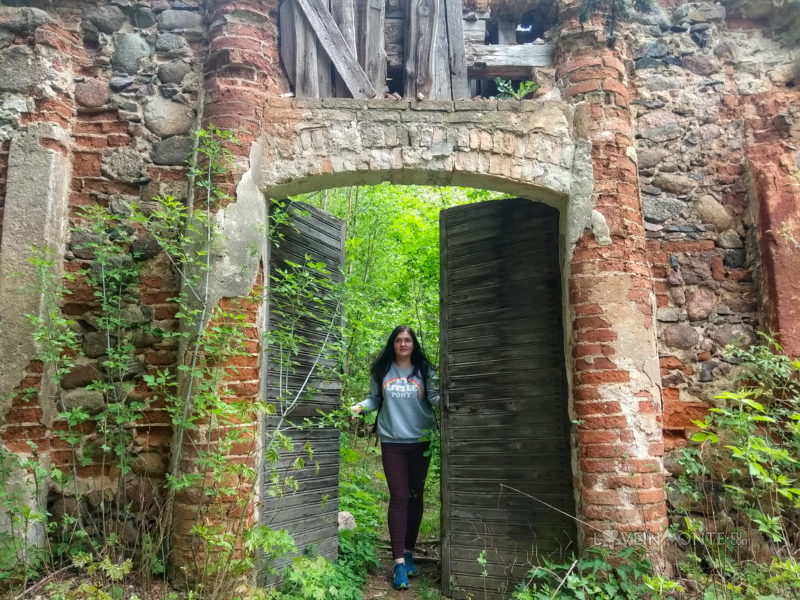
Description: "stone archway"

(256, 97), (596, 252)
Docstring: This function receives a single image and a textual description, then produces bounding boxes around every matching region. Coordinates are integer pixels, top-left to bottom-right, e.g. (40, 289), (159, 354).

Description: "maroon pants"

(381, 441), (431, 560)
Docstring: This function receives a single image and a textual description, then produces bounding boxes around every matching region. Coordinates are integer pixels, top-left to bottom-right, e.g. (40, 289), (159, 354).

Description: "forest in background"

(299, 184), (509, 407)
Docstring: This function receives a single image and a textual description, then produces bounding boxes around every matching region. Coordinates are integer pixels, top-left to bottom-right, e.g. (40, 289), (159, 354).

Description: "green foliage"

(301, 184), (504, 408)
(669, 336), (800, 599)
(510, 546), (679, 600)
(578, 0), (656, 48)
(494, 78), (538, 100)
(2, 127), (344, 599)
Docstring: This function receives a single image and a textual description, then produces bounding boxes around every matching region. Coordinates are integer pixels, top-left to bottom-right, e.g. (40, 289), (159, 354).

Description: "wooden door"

(440, 198), (576, 599)
(261, 201), (345, 578)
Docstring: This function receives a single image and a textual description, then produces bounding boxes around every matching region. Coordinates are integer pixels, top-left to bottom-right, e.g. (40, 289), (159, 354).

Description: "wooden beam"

(316, 0), (333, 98)
(279, 0), (296, 87)
(466, 43), (555, 79)
(295, 0), (377, 98)
(406, 0), (451, 100)
(363, 0), (387, 95)
(294, 2), (319, 98)
(444, 0), (470, 100)
(387, 20), (555, 77)
(331, 0), (357, 97)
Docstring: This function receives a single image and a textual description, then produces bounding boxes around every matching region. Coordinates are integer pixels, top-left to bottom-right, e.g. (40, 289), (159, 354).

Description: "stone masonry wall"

(0, 0), (205, 556)
(625, 2), (800, 453)
(0, 0), (797, 583)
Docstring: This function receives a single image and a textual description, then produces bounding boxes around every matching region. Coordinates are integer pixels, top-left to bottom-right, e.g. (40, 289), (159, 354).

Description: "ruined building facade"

(0, 0), (798, 591)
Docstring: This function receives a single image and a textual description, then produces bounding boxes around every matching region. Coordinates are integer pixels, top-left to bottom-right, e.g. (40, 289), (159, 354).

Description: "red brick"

(640, 503), (668, 521)
(580, 415), (628, 429)
(576, 357), (618, 371)
(661, 240), (716, 253)
(578, 370), (630, 385)
(565, 80), (602, 97)
(145, 351), (176, 366)
(582, 443), (634, 458)
(224, 354), (259, 368)
(558, 55), (604, 76)
(602, 55), (625, 74)
(648, 442), (665, 456)
(577, 430), (619, 444)
(575, 401), (622, 417)
(73, 152), (101, 177)
(1, 438), (47, 452)
(574, 303), (604, 316)
(573, 384), (600, 401)
(637, 488), (666, 504)
(576, 328), (618, 343)
(3, 406), (43, 423)
(601, 78), (628, 97)
(628, 459), (662, 473)
(583, 488), (624, 505)
(579, 458), (619, 473)
(638, 400), (659, 414)
(576, 343), (603, 358)
(583, 505), (641, 522)
(574, 316), (612, 330)
(227, 381), (259, 396)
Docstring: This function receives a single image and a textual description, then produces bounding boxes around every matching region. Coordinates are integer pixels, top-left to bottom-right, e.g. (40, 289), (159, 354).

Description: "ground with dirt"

(363, 543), (443, 600)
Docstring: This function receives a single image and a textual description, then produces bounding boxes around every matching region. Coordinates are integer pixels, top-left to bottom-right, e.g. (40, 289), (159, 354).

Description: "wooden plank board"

(405, 0), (443, 99)
(363, 0), (387, 95)
(295, 0), (377, 98)
(444, 0), (470, 99)
(316, 0), (333, 97)
(439, 188), (453, 593)
(440, 198), (575, 600)
(385, 33), (555, 76)
(467, 43), (556, 79)
(262, 201), (344, 583)
(431, 0), (453, 100)
(279, 0), (296, 87)
(294, 2), (320, 98)
(331, 0), (357, 97)
(354, 0), (367, 69)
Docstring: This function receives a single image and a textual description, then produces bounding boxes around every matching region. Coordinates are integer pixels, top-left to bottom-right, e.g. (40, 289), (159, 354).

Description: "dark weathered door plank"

(440, 198), (576, 600)
(293, 1), (320, 98)
(316, 0), (334, 97)
(405, 0), (439, 99)
(279, 0), (296, 88)
(261, 201), (345, 581)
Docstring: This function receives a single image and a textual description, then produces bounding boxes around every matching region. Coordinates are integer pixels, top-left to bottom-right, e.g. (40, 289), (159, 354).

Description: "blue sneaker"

(404, 551), (418, 577)
(392, 562), (409, 589)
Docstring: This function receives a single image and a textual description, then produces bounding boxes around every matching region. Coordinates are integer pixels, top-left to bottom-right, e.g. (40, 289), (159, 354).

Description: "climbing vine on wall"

(0, 128), (349, 600)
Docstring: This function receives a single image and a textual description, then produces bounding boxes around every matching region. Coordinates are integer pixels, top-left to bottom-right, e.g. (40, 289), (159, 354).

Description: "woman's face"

(393, 331), (414, 361)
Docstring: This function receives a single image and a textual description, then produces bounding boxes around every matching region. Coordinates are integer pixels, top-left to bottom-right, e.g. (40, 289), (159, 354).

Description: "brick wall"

(168, 0), (284, 580)
(555, 2), (668, 547)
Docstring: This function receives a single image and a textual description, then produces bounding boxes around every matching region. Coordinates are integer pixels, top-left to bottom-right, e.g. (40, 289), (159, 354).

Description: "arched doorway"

(261, 185), (576, 599)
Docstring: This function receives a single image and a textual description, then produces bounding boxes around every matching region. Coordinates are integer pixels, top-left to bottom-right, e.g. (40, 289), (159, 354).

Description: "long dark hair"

(370, 325), (433, 387)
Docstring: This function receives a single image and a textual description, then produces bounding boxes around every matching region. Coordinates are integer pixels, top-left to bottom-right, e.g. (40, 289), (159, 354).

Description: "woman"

(351, 325), (439, 590)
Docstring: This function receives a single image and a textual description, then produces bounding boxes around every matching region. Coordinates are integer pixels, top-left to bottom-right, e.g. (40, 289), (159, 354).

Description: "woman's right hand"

(350, 404), (364, 418)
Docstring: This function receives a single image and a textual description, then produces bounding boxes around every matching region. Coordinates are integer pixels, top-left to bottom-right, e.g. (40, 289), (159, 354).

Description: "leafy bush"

(669, 337), (800, 598)
(510, 546), (681, 600)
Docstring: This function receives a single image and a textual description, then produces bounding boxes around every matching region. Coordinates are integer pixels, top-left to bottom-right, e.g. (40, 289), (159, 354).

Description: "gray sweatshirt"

(357, 363), (440, 443)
